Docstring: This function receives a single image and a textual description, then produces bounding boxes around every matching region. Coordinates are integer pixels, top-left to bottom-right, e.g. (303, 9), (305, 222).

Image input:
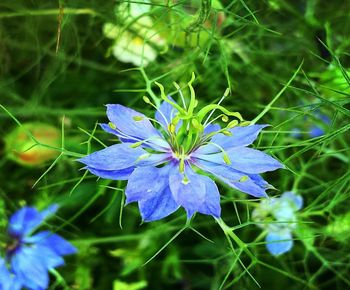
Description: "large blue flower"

(0, 205), (76, 290)
(79, 96), (283, 222)
(252, 191), (303, 256)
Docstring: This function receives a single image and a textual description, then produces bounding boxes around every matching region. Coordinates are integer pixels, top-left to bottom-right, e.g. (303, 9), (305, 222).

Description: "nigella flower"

(252, 191), (303, 256)
(0, 205), (76, 290)
(78, 75), (284, 221)
(291, 109), (331, 139)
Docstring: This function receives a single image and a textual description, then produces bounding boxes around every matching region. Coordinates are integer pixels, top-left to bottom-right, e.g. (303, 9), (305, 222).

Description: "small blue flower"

(252, 191), (303, 256)
(79, 91), (284, 221)
(291, 110), (331, 138)
(0, 205), (76, 290)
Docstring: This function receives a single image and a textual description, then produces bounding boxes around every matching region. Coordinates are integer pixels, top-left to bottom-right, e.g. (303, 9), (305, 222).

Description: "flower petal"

(169, 166), (206, 218)
(100, 123), (135, 143)
(138, 186), (179, 222)
(87, 167), (135, 180)
(0, 258), (22, 290)
(24, 231), (77, 256)
(309, 126), (324, 138)
(155, 99), (178, 129)
(265, 231), (293, 256)
(8, 206), (56, 238)
(203, 124), (221, 135)
(11, 247), (49, 290)
(106, 104), (160, 141)
(194, 146), (283, 174)
(196, 125), (268, 154)
(197, 175), (221, 218)
(78, 143), (145, 171)
(125, 166), (169, 204)
(194, 160), (268, 198)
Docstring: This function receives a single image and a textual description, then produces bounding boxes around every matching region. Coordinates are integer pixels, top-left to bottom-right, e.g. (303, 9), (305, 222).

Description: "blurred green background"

(0, 0), (349, 289)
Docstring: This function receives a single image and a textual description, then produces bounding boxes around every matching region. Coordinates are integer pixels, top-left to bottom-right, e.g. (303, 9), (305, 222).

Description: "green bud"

(221, 115), (229, 122)
(240, 121), (251, 126)
(227, 120), (239, 128)
(143, 96), (151, 104)
(4, 123), (61, 167)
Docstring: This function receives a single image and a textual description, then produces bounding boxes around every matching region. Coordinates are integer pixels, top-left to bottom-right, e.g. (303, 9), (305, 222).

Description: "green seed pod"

(4, 123), (61, 167)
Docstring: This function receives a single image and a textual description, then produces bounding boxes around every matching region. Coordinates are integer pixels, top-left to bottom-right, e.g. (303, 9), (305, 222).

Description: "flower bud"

(5, 123), (60, 167)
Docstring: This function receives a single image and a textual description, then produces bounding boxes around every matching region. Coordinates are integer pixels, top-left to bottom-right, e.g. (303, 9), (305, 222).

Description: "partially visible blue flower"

(291, 110), (331, 139)
(78, 82), (284, 222)
(252, 191), (303, 256)
(0, 205), (76, 290)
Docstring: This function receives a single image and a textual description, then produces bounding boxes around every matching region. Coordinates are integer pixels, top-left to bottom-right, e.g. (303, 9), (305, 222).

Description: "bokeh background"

(0, 0), (349, 289)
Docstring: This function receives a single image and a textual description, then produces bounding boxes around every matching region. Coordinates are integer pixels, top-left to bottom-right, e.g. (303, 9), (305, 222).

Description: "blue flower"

(291, 110), (331, 139)
(0, 205), (76, 290)
(79, 92), (284, 222)
(252, 191), (303, 256)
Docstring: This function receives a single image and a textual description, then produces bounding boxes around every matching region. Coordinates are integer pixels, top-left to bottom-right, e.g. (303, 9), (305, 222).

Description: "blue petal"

(86, 167), (134, 180)
(155, 98), (178, 129)
(125, 166), (169, 204)
(196, 125), (268, 154)
(203, 124), (221, 135)
(24, 231), (76, 256)
(169, 166), (206, 218)
(9, 207), (43, 238)
(281, 191), (303, 210)
(0, 258), (21, 290)
(194, 160), (268, 198)
(197, 175), (221, 217)
(138, 186), (179, 222)
(11, 247), (49, 290)
(78, 143), (146, 171)
(195, 147), (284, 174)
(40, 204), (59, 220)
(265, 231), (293, 256)
(100, 123), (135, 143)
(309, 126), (324, 138)
(106, 104), (163, 142)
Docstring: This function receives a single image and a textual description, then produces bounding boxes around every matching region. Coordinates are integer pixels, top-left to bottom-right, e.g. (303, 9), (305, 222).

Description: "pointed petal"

(87, 167), (134, 180)
(100, 123), (135, 143)
(9, 207), (42, 238)
(139, 186), (179, 221)
(11, 247), (49, 290)
(78, 143), (145, 171)
(309, 126), (324, 138)
(203, 124), (221, 135)
(106, 104), (160, 141)
(24, 231), (76, 256)
(224, 146), (284, 174)
(155, 99), (178, 129)
(125, 166), (169, 204)
(194, 160), (268, 198)
(197, 175), (221, 217)
(0, 258), (20, 290)
(265, 231), (293, 256)
(169, 166), (206, 218)
(196, 125), (269, 154)
(195, 146), (283, 174)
